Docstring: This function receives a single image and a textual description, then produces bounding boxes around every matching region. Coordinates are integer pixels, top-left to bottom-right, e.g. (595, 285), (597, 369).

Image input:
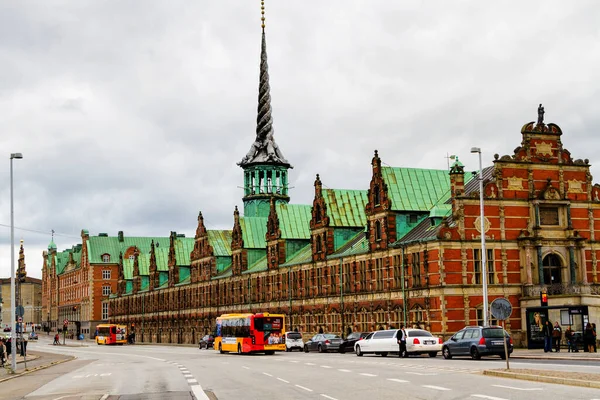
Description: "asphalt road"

(9, 337), (600, 400)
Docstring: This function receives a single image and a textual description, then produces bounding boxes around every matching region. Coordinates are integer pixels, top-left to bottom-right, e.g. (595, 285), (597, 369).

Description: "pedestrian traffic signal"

(540, 291), (548, 307)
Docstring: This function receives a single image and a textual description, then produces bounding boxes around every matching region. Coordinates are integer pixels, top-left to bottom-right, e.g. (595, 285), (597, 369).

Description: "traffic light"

(72, 306), (77, 312)
(540, 291), (548, 307)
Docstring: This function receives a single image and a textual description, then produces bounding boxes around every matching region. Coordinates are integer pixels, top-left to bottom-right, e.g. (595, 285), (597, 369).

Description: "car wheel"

(219, 343), (225, 354)
(356, 345), (363, 357)
(318, 345), (324, 353)
(442, 346), (452, 359)
(428, 352), (437, 358)
(199, 343), (202, 349)
(339, 348), (345, 354)
(304, 345), (309, 353)
(381, 352), (388, 357)
(285, 347), (290, 352)
(470, 347), (481, 360)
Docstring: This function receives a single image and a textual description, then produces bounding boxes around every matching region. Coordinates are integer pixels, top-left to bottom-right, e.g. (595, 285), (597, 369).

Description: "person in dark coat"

(584, 323), (596, 353)
(552, 321), (562, 352)
(543, 320), (553, 353)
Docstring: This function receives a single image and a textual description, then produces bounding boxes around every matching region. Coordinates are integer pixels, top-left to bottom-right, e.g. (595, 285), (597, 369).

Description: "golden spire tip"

(261, 1), (266, 30)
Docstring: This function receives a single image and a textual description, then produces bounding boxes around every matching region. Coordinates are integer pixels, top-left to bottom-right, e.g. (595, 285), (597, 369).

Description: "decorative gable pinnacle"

(232, 206), (244, 250)
(195, 211), (207, 239)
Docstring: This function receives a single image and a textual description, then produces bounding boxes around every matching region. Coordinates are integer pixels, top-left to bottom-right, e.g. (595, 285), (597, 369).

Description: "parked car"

(304, 333), (343, 353)
(354, 329), (400, 356)
(285, 331), (304, 352)
(404, 328), (442, 357)
(442, 326), (513, 360)
(198, 334), (215, 349)
(339, 332), (370, 354)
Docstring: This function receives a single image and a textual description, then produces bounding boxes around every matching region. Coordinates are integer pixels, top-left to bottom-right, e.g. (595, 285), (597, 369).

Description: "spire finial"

(261, 1), (266, 32)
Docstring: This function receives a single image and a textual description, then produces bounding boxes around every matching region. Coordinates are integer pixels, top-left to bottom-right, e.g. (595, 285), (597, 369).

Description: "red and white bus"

(214, 313), (285, 354)
(95, 324), (127, 345)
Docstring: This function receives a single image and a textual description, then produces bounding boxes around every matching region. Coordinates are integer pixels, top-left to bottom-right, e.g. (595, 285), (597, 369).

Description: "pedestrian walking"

(20, 334), (28, 357)
(397, 324), (407, 358)
(593, 323), (597, 352)
(543, 320), (553, 352)
(565, 326), (578, 352)
(0, 338), (6, 367)
(584, 322), (595, 353)
(552, 321), (562, 352)
(53, 333), (60, 345)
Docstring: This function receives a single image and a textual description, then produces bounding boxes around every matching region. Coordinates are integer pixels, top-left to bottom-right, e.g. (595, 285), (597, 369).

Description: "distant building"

(1, 241), (42, 330)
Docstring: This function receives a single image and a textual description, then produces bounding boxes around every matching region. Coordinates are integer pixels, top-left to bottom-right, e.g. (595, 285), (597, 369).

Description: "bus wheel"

(219, 344), (225, 354)
(237, 344), (242, 355)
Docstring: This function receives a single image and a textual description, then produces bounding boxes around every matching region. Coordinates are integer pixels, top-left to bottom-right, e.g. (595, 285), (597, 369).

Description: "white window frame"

(102, 285), (111, 296)
(102, 303), (109, 320)
(102, 254), (110, 263)
(102, 270), (111, 280)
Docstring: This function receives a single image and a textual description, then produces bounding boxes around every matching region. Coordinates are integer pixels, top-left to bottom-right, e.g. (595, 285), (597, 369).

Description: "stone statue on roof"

(537, 104), (545, 125)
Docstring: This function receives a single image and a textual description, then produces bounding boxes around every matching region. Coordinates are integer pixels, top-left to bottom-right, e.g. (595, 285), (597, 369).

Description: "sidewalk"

(511, 347), (600, 361)
(0, 351), (74, 382)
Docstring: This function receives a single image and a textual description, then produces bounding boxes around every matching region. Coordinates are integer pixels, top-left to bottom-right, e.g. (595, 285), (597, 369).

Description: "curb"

(510, 355), (600, 362)
(483, 369), (600, 389)
(0, 356), (75, 383)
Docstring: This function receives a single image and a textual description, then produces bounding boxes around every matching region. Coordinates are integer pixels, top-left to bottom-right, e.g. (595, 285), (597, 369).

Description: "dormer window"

(373, 184), (380, 206)
(102, 254), (110, 263)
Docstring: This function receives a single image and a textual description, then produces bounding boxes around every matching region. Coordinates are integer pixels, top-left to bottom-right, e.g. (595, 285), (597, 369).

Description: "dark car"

(442, 326), (513, 360)
(304, 333), (343, 353)
(339, 332), (369, 354)
(198, 334), (215, 349)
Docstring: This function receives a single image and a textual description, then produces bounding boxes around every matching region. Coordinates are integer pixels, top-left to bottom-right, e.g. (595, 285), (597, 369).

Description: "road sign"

(16, 305), (24, 317)
(490, 297), (512, 320)
(64, 319), (69, 326)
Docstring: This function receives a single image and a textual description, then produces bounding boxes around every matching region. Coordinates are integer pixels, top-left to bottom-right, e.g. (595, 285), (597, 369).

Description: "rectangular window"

(102, 286), (111, 296)
(409, 214), (418, 224)
(412, 253), (421, 287)
(102, 303), (109, 320)
(474, 249), (495, 285)
(540, 207), (559, 225)
(102, 270), (111, 280)
(102, 254), (110, 263)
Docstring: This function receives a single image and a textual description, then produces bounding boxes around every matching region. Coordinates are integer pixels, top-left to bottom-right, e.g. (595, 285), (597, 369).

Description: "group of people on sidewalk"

(0, 336), (30, 367)
(543, 320), (597, 353)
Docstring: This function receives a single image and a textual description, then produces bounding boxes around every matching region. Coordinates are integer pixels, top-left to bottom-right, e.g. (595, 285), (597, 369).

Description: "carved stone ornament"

(506, 176), (523, 190)
(543, 186), (561, 200)
(535, 142), (553, 157)
(474, 216), (491, 233)
(567, 179), (583, 194)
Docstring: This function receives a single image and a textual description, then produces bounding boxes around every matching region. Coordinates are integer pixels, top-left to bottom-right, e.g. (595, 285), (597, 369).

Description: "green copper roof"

(213, 267), (233, 279)
(381, 167), (450, 211)
(323, 189), (368, 227)
(240, 217), (268, 249)
(87, 234), (171, 264)
(55, 245), (83, 275)
(208, 230), (233, 256)
(281, 243), (312, 267)
(329, 232), (368, 258)
(244, 255), (268, 273)
(174, 237), (195, 266)
(277, 204), (311, 239)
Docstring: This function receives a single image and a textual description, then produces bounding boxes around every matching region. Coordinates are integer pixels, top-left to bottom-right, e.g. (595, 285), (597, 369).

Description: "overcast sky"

(1, 1), (599, 280)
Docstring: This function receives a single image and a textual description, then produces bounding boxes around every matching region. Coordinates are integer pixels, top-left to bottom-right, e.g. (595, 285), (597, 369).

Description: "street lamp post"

(470, 147), (489, 327)
(10, 152), (23, 373)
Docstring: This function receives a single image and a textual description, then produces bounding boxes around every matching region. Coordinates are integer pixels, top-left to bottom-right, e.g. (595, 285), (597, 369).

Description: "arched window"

(542, 253), (562, 284)
(373, 184), (380, 205)
(315, 205), (322, 223)
(375, 220), (382, 241)
(102, 254), (110, 263)
(316, 237), (322, 253)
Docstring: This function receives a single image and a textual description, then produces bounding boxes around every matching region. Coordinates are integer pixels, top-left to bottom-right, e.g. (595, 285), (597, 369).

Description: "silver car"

(304, 333), (342, 353)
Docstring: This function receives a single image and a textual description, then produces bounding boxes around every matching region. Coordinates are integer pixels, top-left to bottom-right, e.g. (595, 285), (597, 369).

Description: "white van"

(285, 331), (304, 352)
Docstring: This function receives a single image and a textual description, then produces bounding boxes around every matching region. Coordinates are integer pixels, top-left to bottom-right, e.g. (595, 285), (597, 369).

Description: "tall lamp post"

(470, 147), (489, 327)
(10, 152), (23, 373)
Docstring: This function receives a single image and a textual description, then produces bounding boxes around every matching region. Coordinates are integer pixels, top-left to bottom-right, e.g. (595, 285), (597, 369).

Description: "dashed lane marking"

(492, 384), (543, 391)
(295, 384), (313, 392)
(277, 378), (289, 383)
(321, 395), (339, 400)
(99, 395), (109, 400)
(387, 378), (409, 383)
(305, 362), (316, 365)
(359, 373), (377, 377)
(263, 372), (273, 377)
(405, 372), (437, 376)
(338, 369), (352, 372)
(422, 385), (451, 391)
(242, 366), (250, 369)
(471, 395), (507, 400)
(320, 365), (332, 368)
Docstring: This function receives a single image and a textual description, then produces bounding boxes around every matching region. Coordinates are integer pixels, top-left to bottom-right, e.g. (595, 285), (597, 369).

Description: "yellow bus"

(214, 313), (285, 354)
(95, 324), (127, 345)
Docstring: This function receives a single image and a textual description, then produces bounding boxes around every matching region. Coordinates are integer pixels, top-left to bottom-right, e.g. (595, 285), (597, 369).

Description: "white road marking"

(295, 384), (313, 392)
(277, 378), (289, 383)
(100, 395), (109, 400)
(184, 374), (193, 378)
(360, 373), (377, 377)
(289, 360), (300, 363)
(263, 372), (273, 377)
(321, 365), (332, 368)
(321, 395), (339, 400)
(387, 378), (409, 383)
(471, 395), (508, 400)
(422, 385), (451, 391)
(305, 362), (316, 365)
(406, 372), (437, 376)
(191, 384), (211, 400)
(242, 366), (250, 369)
(492, 384), (542, 391)
(338, 369), (352, 372)
(187, 379), (198, 384)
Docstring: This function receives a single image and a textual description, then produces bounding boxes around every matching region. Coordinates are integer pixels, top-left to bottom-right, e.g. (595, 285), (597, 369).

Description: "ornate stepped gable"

(191, 212), (217, 282)
(117, 252), (125, 296)
(168, 232), (179, 287)
(310, 174), (332, 262)
(266, 197), (285, 269)
(365, 150), (396, 251)
(149, 240), (158, 290)
(132, 248), (140, 293)
(231, 206), (248, 275)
